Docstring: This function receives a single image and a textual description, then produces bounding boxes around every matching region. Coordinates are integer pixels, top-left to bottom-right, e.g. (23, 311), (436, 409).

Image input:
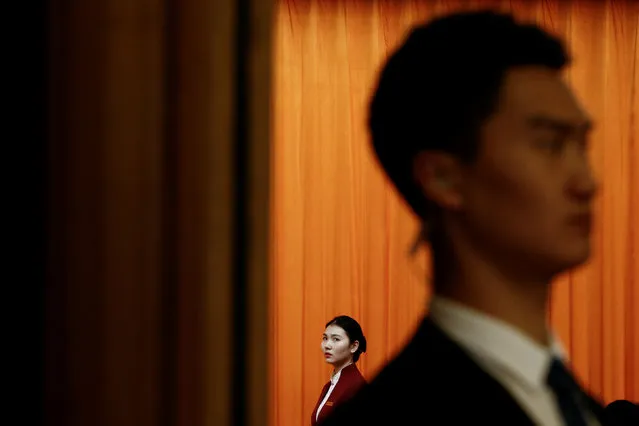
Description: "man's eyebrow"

(527, 115), (593, 132)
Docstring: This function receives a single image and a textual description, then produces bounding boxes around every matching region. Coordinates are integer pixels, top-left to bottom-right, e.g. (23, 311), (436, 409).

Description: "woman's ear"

(350, 340), (360, 354)
(413, 151), (464, 211)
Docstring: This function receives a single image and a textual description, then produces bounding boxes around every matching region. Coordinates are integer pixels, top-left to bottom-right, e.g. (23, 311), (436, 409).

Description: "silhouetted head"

(370, 11), (596, 282)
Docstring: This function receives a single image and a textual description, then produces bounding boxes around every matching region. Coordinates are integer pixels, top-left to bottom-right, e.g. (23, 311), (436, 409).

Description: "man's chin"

(554, 242), (592, 272)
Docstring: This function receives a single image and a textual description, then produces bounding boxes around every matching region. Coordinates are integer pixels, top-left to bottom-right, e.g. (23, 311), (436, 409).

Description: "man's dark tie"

(547, 357), (588, 426)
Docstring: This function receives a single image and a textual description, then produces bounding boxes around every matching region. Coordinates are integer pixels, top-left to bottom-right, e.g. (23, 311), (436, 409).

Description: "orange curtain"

(270, 1), (639, 424)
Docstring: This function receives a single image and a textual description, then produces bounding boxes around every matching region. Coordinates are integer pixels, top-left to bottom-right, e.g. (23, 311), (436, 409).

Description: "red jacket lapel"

(312, 364), (367, 425)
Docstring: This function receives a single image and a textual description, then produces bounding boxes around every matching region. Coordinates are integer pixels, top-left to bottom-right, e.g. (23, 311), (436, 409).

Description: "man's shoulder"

(319, 316), (533, 425)
(319, 318), (464, 424)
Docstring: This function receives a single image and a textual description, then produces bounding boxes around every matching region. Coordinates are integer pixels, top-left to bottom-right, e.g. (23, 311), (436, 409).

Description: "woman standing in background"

(311, 315), (367, 425)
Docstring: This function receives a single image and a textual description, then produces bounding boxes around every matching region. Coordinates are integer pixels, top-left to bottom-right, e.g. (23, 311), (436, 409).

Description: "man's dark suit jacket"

(311, 363), (366, 425)
(319, 317), (605, 425)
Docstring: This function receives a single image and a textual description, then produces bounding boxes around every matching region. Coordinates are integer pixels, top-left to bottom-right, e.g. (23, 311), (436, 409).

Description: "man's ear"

(413, 151), (464, 211)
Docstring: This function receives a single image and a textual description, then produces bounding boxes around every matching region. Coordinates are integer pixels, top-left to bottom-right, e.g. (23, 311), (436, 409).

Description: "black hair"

(325, 315), (367, 362)
(369, 10), (569, 225)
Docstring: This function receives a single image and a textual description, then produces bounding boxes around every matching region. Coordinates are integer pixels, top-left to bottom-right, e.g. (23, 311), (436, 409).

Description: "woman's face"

(321, 324), (357, 367)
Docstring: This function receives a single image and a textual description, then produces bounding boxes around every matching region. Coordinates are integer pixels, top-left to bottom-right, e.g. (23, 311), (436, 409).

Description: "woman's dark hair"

(326, 315), (367, 362)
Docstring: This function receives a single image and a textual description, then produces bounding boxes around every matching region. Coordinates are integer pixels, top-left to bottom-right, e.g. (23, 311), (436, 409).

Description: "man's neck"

(435, 260), (553, 346)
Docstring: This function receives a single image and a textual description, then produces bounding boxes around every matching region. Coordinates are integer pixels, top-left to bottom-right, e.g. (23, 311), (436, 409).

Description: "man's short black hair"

(369, 10), (569, 220)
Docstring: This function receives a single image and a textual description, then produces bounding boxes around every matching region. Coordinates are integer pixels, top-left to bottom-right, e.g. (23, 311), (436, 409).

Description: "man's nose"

(567, 157), (599, 203)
